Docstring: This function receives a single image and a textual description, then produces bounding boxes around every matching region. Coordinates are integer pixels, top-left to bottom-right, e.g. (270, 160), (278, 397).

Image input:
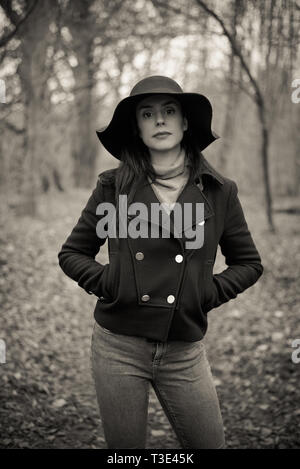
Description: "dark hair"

(100, 99), (202, 237)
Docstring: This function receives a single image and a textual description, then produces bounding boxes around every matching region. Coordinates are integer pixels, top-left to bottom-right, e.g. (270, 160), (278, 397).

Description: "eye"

(142, 111), (152, 119)
(165, 107), (176, 115)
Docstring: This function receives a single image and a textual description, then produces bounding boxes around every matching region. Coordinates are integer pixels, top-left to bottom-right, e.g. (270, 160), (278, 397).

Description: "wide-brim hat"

(96, 75), (219, 160)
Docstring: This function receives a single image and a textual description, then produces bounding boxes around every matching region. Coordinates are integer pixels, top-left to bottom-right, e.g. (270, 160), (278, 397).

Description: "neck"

(149, 144), (182, 167)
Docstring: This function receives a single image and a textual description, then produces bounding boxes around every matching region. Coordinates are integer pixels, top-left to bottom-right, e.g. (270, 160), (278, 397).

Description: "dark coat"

(58, 155), (263, 342)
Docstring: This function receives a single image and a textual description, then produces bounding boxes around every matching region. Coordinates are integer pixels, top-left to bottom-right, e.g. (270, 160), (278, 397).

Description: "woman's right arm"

(58, 177), (109, 298)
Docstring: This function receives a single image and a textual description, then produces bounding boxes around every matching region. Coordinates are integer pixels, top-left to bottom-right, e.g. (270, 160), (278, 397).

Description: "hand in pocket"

(202, 260), (220, 314)
(100, 263), (113, 300)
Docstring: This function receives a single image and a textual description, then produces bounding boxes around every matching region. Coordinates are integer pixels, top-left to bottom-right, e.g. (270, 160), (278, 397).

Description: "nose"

(155, 111), (165, 126)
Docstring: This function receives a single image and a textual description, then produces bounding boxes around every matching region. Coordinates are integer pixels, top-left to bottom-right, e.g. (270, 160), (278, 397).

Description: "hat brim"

(96, 92), (220, 160)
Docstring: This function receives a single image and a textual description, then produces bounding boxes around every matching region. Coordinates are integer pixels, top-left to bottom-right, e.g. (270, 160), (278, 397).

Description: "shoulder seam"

(97, 168), (117, 186)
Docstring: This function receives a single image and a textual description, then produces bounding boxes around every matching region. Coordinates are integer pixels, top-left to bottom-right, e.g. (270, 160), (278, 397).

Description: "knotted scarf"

(148, 147), (190, 215)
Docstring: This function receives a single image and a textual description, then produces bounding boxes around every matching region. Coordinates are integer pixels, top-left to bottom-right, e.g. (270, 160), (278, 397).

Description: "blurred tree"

(198, 0), (300, 230)
(192, 0), (274, 231)
(255, 0), (300, 196)
(0, 0), (58, 215)
(62, 0), (123, 188)
(218, 0), (244, 172)
(58, 0), (181, 187)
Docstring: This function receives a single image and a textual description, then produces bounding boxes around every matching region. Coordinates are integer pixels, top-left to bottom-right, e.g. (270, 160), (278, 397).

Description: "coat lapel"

(125, 153), (224, 242)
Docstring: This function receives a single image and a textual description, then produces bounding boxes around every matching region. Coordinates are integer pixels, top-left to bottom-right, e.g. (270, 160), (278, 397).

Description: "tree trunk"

(66, 1), (98, 188)
(71, 40), (97, 188)
(16, 0), (56, 215)
(256, 96), (274, 231)
(218, 0), (243, 172)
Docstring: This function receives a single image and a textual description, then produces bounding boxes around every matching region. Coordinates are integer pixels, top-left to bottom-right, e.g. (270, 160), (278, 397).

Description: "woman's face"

(135, 94), (188, 155)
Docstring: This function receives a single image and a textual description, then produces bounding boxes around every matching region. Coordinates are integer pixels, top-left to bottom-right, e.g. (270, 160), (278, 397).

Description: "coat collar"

(124, 154), (223, 245)
(196, 153), (224, 186)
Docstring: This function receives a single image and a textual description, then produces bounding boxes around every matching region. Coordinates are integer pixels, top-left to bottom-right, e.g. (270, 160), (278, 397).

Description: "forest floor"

(0, 186), (300, 449)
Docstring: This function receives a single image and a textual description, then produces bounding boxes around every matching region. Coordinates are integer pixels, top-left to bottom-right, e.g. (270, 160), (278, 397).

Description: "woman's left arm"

(212, 180), (264, 306)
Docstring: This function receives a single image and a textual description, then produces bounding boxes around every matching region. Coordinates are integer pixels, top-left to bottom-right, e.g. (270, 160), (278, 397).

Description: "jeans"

(91, 321), (225, 449)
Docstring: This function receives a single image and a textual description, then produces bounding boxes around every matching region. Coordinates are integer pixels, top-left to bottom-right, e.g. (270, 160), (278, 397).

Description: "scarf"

(147, 147), (190, 215)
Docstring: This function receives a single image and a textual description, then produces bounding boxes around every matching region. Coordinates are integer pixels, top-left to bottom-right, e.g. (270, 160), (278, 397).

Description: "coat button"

(141, 294), (150, 302)
(175, 254), (183, 263)
(167, 295), (175, 304)
(135, 252), (144, 261)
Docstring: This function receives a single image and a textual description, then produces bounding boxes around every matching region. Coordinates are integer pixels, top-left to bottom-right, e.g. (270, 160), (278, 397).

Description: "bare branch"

(228, 76), (255, 101)
(0, 0), (20, 24)
(151, 0), (201, 25)
(0, 0), (39, 48)
(194, 0), (264, 108)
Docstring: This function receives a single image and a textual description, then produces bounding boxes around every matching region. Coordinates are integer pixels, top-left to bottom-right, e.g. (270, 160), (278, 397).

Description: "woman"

(58, 75), (263, 449)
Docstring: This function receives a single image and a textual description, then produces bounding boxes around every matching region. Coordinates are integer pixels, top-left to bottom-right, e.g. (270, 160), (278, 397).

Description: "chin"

(152, 145), (173, 151)
(151, 142), (179, 152)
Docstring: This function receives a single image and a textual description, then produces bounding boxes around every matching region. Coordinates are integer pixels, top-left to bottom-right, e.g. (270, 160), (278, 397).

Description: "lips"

(153, 132), (171, 137)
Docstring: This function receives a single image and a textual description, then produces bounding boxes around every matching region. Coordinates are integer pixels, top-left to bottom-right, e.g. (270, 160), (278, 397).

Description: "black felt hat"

(96, 75), (219, 160)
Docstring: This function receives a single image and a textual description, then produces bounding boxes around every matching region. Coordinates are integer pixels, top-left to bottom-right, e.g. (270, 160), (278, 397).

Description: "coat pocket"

(202, 259), (219, 314)
(100, 252), (119, 301)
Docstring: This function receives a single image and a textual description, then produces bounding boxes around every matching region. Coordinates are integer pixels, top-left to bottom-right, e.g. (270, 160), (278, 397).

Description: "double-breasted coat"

(58, 154), (263, 342)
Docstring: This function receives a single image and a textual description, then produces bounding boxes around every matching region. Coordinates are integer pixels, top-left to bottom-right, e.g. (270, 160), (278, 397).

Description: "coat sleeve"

(57, 178), (109, 297)
(211, 180), (263, 308)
